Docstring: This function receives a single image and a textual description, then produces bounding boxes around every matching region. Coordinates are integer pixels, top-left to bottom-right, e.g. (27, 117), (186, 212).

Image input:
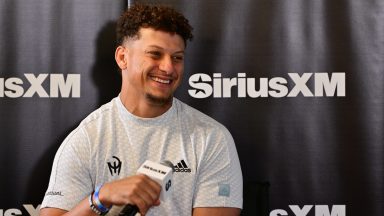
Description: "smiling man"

(118, 27), (185, 117)
(40, 4), (242, 216)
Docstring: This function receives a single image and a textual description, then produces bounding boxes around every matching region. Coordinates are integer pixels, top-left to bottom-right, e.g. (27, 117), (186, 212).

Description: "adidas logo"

(173, 160), (191, 173)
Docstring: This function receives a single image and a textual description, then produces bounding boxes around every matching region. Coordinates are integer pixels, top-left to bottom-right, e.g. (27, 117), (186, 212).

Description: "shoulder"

(79, 98), (118, 128)
(173, 98), (232, 138)
(60, 97), (119, 148)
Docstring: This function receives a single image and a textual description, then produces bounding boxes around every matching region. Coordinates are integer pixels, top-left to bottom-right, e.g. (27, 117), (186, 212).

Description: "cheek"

(131, 59), (152, 79)
(127, 52), (150, 71)
(174, 69), (184, 87)
(178, 70), (184, 80)
(133, 58), (147, 72)
(176, 64), (184, 77)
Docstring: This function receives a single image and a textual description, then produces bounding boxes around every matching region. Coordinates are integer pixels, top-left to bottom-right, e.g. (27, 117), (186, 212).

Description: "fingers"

(102, 174), (162, 215)
(128, 175), (161, 214)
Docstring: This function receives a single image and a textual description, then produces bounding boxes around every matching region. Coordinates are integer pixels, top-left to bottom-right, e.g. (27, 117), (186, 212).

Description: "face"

(118, 28), (185, 106)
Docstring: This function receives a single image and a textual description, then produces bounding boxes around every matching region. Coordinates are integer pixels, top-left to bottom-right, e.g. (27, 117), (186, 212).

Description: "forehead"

(127, 28), (185, 51)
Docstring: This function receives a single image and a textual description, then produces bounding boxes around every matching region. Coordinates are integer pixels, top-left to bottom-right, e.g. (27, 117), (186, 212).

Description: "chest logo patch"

(107, 156), (122, 176)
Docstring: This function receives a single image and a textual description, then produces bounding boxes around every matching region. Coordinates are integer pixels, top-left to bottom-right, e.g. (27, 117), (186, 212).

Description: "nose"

(159, 56), (174, 74)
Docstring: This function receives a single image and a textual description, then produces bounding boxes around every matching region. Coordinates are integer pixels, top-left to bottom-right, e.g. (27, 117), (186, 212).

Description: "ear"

(115, 45), (127, 70)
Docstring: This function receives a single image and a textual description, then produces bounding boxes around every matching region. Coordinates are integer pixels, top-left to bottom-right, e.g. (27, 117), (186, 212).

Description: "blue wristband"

(94, 184), (110, 214)
(89, 193), (102, 215)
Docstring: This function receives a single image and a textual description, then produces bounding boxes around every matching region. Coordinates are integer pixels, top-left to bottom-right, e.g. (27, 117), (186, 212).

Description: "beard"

(145, 92), (173, 106)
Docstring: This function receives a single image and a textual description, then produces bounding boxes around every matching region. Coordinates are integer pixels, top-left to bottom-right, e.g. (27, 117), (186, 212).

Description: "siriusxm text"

(270, 205), (346, 216)
(0, 205), (40, 216)
(188, 72), (345, 98)
(0, 74), (80, 98)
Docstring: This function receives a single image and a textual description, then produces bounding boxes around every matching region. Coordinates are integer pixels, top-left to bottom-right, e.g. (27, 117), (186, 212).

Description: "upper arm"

(193, 207), (241, 216)
(41, 128), (92, 212)
(193, 127), (243, 209)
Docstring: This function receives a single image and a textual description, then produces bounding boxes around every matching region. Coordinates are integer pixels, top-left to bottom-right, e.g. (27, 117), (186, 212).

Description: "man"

(40, 4), (242, 216)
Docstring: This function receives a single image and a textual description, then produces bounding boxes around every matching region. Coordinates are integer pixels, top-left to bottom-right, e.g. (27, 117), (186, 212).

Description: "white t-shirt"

(41, 96), (243, 215)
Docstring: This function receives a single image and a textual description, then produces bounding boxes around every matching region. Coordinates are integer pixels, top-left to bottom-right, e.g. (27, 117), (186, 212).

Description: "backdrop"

(0, 0), (383, 215)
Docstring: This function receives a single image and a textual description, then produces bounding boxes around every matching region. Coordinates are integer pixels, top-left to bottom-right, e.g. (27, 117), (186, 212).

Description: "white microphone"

(119, 160), (174, 216)
(136, 160), (174, 201)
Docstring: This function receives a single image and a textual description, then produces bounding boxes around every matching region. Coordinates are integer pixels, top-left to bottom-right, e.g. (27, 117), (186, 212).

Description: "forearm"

(40, 196), (98, 216)
(40, 175), (161, 216)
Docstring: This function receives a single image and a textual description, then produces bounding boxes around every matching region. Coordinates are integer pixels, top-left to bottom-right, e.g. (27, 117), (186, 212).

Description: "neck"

(119, 92), (172, 118)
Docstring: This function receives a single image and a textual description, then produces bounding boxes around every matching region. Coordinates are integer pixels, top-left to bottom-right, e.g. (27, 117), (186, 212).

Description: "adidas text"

(174, 168), (191, 172)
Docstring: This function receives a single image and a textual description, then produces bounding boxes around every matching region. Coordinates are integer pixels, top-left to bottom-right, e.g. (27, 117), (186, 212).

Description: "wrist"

(94, 183), (112, 208)
(90, 184), (112, 215)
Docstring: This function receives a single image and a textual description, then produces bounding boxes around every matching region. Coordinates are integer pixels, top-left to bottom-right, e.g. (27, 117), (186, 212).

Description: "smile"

(151, 76), (171, 84)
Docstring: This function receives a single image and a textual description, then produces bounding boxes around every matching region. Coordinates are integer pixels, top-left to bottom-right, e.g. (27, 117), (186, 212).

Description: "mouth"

(150, 76), (172, 84)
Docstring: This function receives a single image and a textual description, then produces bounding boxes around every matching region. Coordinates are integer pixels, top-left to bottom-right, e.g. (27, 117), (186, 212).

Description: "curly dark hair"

(116, 4), (193, 46)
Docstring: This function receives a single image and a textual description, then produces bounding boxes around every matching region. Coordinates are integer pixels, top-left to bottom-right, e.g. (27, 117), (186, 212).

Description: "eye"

(146, 51), (162, 59)
(172, 55), (184, 63)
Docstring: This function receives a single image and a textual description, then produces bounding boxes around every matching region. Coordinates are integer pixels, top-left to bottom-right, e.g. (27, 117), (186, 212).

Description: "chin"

(146, 93), (173, 105)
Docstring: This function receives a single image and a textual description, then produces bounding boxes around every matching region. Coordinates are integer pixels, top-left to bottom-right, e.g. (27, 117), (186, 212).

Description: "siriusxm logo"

(188, 72), (345, 98)
(0, 205), (40, 216)
(270, 205), (346, 216)
(0, 73), (80, 98)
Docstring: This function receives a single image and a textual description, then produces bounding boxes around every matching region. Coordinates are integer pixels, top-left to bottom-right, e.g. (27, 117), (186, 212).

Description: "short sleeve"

(193, 126), (243, 209)
(41, 127), (93, 211)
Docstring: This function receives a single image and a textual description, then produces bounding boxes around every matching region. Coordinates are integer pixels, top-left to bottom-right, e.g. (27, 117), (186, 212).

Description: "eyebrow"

(147, 45), (185, 55)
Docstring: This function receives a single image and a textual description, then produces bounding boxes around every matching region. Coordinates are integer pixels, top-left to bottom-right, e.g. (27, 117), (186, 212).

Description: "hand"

(98, 174), (162, 215)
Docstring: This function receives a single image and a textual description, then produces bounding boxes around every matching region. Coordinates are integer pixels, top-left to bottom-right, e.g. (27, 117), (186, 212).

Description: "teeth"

(152, 77), (170, 84)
